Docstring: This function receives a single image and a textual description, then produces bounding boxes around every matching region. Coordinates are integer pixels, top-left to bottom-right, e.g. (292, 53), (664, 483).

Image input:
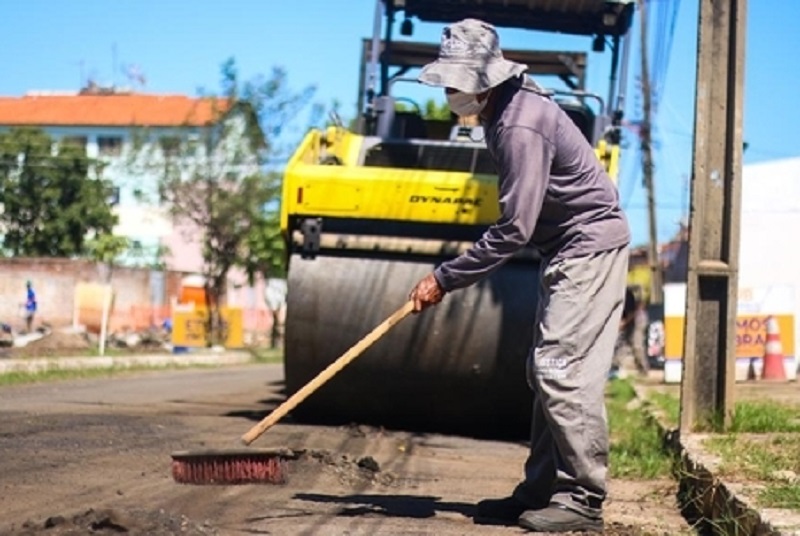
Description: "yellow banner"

(172, 307), (244, 349)
(735, 315), (794, 358)
(665, 314), (795, 360)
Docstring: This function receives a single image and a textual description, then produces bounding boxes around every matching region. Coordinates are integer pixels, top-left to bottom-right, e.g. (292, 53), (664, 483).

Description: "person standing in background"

(24, 280), (37, 333)
(611, 286), (650, 378)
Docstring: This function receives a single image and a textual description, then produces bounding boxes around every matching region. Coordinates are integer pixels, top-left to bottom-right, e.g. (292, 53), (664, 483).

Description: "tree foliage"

(239, 171), (285, 283)
(212, 58), (320, 160)
(395, 98), (452, 120)
(422, 99), (452, 120)
(129, 58), (314, 343)
(0, 128), (117, 257)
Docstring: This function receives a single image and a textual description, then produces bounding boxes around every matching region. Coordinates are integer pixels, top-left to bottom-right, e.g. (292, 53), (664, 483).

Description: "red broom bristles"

(171, 449), (299, 485)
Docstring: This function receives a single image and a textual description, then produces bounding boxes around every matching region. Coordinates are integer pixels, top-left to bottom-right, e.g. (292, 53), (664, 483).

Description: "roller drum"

(283, 253), (539, 439)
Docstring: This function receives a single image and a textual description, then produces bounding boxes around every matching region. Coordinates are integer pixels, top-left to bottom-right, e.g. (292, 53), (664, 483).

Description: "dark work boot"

(475, 494), (549, 525)
(518, 503), (604, 533)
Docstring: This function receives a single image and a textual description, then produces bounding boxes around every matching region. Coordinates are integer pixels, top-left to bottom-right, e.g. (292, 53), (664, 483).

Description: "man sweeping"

(408, 19), (631, 533)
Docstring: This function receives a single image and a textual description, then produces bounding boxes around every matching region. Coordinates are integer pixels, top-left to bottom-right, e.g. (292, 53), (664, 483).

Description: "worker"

(610, 286), (636, 379)
(23, 280), (37, 334)
(612, 286), (650, 379)
(408, 19), (630, 534)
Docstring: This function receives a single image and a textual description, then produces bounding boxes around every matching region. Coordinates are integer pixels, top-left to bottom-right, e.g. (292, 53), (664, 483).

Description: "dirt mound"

(11, 507), (217, 535)
(6, 330), (91, 359)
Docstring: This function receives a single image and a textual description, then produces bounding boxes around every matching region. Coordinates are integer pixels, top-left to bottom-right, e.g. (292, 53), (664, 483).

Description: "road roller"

(280, 0), (635, 439)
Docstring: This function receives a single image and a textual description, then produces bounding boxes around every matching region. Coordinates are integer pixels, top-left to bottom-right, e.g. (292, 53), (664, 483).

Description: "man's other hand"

(409, 273), (445, 313)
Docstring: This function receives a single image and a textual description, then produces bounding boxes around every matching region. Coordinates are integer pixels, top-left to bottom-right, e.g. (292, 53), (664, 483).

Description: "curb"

(0, 351), (254, 374)
(633, 382), (800, 536)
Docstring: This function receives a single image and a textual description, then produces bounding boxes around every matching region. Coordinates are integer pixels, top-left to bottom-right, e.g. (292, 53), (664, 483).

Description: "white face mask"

(446, 91), (487, 117)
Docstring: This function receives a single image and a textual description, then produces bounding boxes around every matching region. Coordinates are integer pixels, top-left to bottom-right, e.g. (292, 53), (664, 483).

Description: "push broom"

(171, 300), (415, 485)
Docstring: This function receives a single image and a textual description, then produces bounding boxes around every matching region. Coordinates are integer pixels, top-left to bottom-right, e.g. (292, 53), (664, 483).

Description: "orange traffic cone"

(761, 316), (787, 381)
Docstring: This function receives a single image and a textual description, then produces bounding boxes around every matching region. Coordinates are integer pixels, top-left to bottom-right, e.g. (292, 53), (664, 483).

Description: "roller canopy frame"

(364, 40), (588, 89)
(385, 0), (635, 37)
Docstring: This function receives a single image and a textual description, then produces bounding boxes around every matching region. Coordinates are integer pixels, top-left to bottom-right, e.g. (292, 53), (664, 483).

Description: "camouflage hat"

(418, 18), (527, 94)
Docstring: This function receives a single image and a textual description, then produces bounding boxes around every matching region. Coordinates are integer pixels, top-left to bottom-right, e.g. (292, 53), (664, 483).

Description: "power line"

(647, 0), (681, 114)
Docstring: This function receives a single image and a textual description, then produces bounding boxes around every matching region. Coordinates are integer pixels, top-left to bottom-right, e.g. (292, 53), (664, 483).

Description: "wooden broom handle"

(241, 300), (415, 445)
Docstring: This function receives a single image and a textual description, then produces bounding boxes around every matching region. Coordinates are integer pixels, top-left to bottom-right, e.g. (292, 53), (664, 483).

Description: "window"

(185, 133), (200, 157)
(98, 136), (123, 157)
(160, 136), (181, 158)
(106, 186), (120, 206)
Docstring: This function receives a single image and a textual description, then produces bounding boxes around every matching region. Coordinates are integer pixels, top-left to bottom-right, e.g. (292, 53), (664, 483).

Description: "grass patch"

(606, 379), (674, 479)
(639, 389), (800, 512)
(703, 400), (800, 510)
(729, 401), (800, 433)
(645, 390), (680, 429)
(639, 390), (800, 510)
(248, 346), (284, 364)
(0, 363), (220, 386)
(705, 433), (800, 509)
(0, 346), (283, 387)
(635, 393), (800, 434)
(759, 484), (800, 510)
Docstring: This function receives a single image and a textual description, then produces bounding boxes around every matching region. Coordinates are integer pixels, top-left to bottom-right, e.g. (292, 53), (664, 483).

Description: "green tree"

(0, 128), (117, 257)
(422, 99), (452, 120)
(394, 98), (451, 120)
(129, 58), (313, 344)
(239, 171), (286, 281)
(86, 234), (130, 281)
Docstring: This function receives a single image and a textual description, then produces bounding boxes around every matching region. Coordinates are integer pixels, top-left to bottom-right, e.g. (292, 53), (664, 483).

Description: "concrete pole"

(680, 0), (747, 433)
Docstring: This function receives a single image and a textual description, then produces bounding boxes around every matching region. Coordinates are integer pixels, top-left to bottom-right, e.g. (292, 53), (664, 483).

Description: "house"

(0, 84), (258, 273)
(660, 157), (800, 382)
(0, 85), (280, 340)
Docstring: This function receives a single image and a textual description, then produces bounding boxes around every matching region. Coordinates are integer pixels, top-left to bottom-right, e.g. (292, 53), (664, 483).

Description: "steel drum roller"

(283, 253), (539, 439)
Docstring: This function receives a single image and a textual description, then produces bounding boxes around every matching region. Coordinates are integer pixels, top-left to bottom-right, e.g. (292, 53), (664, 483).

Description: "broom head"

(171, 448), (300, 485)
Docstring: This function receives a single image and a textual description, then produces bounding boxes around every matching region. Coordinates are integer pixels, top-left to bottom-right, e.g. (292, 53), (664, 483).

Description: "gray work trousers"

(513, 246), (629, 515)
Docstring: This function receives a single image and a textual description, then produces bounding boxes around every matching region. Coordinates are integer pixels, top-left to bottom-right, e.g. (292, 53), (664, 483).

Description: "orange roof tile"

(0, 93), (232, 127)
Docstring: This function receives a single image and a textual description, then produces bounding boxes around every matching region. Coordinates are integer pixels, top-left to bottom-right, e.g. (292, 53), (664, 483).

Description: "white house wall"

(0, 112), (260, 274)
(662, 157), (800, 384)
(739, 156), (800, 352)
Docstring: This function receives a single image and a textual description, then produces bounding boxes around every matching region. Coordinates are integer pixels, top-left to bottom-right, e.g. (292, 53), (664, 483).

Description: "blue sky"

(1, 1), (797, 247)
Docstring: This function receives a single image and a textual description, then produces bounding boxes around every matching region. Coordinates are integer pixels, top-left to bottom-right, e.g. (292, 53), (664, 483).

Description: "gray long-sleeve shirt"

(434, 78), (631, 292)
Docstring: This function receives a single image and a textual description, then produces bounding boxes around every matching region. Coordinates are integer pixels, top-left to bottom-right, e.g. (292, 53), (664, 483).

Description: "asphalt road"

(0, 364), (693, 535)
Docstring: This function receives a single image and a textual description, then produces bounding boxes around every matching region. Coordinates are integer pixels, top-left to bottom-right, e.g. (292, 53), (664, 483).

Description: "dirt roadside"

(0, 364), (693, 535)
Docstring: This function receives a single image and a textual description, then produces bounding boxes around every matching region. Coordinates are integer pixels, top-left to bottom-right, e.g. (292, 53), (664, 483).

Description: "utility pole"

(638, 0), (663, 305)
(680, 0), (746, 433)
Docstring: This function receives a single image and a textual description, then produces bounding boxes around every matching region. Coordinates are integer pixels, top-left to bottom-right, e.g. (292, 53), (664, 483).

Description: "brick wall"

(0, 258), (184, 331)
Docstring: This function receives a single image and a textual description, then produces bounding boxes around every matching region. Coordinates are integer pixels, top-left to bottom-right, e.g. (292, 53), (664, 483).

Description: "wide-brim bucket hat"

(418, 18), (527, 94)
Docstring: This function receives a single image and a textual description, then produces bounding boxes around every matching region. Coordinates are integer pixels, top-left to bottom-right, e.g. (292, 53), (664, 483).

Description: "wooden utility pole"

(638, 0), (662, 305)
(680, 0), (747, 433)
